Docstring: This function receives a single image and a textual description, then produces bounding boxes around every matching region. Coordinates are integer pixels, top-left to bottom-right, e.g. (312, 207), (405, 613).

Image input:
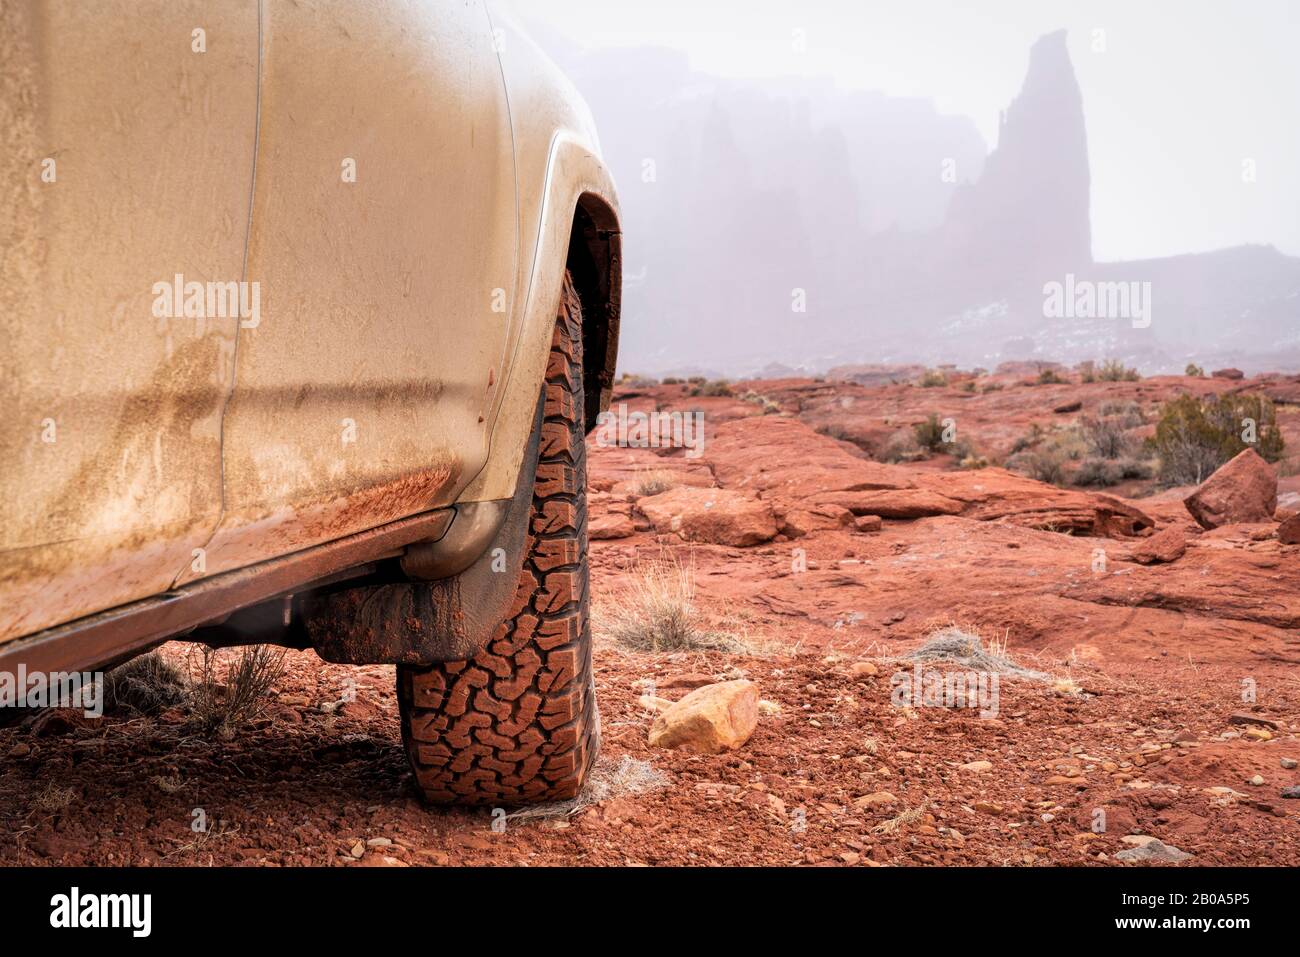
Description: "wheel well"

(566, 195), (622, 432)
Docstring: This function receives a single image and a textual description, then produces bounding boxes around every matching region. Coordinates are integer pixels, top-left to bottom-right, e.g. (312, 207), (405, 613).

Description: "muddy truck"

(0, 1), (622, 804)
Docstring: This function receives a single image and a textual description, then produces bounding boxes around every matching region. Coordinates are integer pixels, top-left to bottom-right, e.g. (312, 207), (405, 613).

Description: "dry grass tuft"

(872, 801), (928, 834)
(596, 554), (749, 653)
(34, 782), (77, 813)
(908, 626), (1048, 680)
(633, 469), (678, 497)
(104, 651), (187, 716)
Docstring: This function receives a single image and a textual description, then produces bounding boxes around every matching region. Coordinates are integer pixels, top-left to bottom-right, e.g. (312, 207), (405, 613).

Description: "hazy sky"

(505, 0), (1300, 263)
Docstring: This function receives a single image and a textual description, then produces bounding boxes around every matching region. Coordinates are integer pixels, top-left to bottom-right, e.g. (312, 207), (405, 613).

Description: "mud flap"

(301, 392), (545, 665)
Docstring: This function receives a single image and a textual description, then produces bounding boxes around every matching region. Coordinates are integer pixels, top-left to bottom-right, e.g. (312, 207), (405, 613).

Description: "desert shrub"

(913, 413), (949, 452)
(1149, 392), (1284, 485)
(1009, 423), (1045, 455)
(1036, 367), (1067, 385)
(1185, 363), (1204, 378)
(1073, 457), (1122, 487)
(958, 379), (977, 393)
(688, 379), (733, 397)
(1097, 358), (1140, 382)
(980, 381), (1004, 394)
(1098, 400), (1146, 428)
(959, 453), (990, 470)
(1079, 414), (1131, 459)
(1006, 447), (1067, 485)
(1077, 360), (1097, 383)
(1075, 455), (1155, 486)
(188, 645), (287, 739)
(686, 376), (707, 385)
(917, 369), (948, 388)
(740, 390), (781, 414)
(879, 429), (925, 463)
(661, 376), (683, 385)
(103, 652), (187, 716)
(619, 373), (658, 388)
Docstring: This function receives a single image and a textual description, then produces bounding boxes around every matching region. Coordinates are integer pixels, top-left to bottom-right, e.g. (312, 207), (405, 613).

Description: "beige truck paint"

(0, 1), (259, 643)
(179, 0), (518, 582)
(0, 0), (620, 652)
(456, 6), (621, 503)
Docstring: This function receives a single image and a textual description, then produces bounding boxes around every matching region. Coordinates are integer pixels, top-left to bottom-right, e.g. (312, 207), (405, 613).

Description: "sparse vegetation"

(1185, 363), (1205, 378)
(187, 645), (288, 739)
(597, 555), (747, 653)
(1149, 392), (1284, 485)
(1079, 414), (1131, 459)
(103, 651), (187, 716)
(1036, 367), (1067, 385)
(34, 782), (77, 813)
(618, 372), (659, 389)
(1077, 360), (1097, 383)
(1097, 358), (1141, 382)
(1006, 447), (1067, 484)
(1098, 400), (1146, 428)
(913, 413), (948, 452)
(633, 469), (678, 497)
(1073, 456), (1151, 487)
(740, 390), (781, 414)
(879, 429), (925, 463)
(909, 626), (1047, 680)
(688, 379), (733, 397)
(917, 368), (948, 388)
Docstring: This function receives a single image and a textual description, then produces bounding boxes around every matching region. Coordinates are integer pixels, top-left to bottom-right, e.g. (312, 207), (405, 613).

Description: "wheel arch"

(567, 192), (622, 432)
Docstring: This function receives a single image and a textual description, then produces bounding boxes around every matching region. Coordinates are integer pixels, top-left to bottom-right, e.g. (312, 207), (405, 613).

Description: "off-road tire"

(397, 273), (599, 805)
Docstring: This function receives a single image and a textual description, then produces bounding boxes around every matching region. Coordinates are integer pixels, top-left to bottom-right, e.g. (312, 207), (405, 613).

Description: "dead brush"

(595, 554), (748, 653)
(33, 782), (77, 813)
(633, 469), (678, 497)
(908, 625), (1048, 680)
(186, 645), (287, 739)
(872, 801), (928, 835)
(103, 651), (187, 716)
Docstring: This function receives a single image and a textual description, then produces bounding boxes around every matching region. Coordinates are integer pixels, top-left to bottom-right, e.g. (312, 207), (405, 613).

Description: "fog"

(504, 1), (1300, 377)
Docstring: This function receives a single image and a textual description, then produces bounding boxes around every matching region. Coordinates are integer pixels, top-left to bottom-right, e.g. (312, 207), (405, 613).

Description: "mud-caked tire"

(397, 274), (599, 805)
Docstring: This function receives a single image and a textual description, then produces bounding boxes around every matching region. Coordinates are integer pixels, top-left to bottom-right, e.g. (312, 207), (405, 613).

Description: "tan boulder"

(638, 487), (777, 546)
(648, 680), (759, 753)
(1183, 449), (1277, 529)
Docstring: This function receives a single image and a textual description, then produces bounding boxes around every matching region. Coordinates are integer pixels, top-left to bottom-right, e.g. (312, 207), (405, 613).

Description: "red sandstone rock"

(637, 486), (777, 546)
(1278, 513), (1300, 545)
(1184, 449), (1278, 529)
(1132, 525), (1187, 564)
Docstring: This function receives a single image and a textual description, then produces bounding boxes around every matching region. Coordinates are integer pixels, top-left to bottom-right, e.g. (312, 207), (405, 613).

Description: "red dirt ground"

(2, 369), (1297, 866)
